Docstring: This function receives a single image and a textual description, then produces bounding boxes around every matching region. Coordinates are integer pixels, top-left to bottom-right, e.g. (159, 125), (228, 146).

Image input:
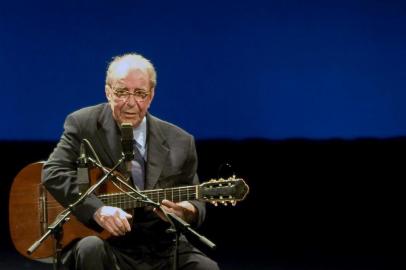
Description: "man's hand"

(154, 200), (197, 224)
(94, 206), (132, 236)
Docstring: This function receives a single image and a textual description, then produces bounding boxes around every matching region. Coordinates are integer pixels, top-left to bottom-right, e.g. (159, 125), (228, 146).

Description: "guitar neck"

(98, 185), (199, 209)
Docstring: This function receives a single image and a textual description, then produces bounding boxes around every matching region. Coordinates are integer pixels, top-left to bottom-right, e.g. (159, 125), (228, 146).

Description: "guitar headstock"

(199, 176), (249, 206)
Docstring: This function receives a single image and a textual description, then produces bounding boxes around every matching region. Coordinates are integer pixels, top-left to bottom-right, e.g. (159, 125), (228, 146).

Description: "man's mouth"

(123, 112), (137, 116)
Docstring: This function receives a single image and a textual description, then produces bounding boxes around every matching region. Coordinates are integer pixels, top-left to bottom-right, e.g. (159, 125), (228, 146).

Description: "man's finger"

(161, 199), (177, 208)
(103, 219), (120, 236)
(122, 217), (131, 232)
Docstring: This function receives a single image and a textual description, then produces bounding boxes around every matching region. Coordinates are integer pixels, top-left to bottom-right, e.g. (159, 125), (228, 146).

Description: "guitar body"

(9, 162), (249, 262)
(9, 162), (111, 261)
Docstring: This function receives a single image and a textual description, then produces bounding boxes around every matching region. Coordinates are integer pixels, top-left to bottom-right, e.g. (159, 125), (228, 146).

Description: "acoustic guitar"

(9, 162), (249, 262)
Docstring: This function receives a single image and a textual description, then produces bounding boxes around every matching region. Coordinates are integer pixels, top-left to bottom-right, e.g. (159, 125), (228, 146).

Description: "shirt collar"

(133, 116), (147, 152)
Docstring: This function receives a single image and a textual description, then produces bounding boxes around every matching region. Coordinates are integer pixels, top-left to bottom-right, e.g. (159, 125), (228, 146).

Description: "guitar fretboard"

(97, 186), (198, 209)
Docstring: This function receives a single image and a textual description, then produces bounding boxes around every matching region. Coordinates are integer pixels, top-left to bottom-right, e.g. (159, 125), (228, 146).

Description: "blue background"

(1, 0), (406, 140)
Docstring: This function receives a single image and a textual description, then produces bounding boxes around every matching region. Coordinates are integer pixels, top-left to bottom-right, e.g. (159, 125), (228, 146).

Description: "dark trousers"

(63, 236), (219, 270)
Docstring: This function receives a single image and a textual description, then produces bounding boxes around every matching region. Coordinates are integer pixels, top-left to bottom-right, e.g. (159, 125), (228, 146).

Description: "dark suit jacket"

(42, 103), (206, 246)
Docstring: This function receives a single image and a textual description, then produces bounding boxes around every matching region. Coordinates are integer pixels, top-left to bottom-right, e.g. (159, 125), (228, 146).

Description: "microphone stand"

(165, 212), (216, 270)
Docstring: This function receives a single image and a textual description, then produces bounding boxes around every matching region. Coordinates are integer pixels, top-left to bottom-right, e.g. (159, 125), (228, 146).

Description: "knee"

(74, 236), (105, 257)
(67, 236), (113, 270)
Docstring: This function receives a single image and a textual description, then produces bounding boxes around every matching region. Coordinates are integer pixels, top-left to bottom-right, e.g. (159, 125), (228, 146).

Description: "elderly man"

(42, 53), (219, 270)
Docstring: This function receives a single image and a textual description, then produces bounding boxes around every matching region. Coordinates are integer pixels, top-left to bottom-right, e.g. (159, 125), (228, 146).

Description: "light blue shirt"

(133, 116), (147, 160)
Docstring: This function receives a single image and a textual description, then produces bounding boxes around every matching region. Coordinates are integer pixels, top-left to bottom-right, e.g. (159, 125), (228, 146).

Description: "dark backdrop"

(1, 139), (405, 269)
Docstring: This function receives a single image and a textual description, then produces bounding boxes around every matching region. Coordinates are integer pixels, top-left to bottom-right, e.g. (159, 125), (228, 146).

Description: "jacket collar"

(145, 113), (169, 189)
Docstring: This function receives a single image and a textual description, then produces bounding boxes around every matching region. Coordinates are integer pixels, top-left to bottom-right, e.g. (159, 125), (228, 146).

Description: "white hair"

(105, 53), (157, 89)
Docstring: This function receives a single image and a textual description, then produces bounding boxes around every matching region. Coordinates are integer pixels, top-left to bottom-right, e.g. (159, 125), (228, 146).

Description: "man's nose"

(126, 94), (138, 106)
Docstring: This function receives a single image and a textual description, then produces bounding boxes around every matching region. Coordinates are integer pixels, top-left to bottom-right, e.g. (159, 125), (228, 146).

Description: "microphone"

(77, 140), (89, 194)
(120, 123), (134, 173)
(78, 141), (87, 165)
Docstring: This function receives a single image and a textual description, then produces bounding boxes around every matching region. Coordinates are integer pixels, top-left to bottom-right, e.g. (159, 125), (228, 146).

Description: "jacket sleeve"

(185, 136), (206, 228)
(42, 113), (104, 229)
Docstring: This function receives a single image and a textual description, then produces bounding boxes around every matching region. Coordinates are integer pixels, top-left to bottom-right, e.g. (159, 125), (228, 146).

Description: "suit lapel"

(95, 104), (123, 169)
(145, 114), (169, 189)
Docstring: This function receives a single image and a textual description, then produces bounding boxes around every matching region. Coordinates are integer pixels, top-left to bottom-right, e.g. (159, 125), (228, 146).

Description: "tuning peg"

(231, 200), (236, 206)
(211, 201), (218, 207)
(221, 201), (228, 206)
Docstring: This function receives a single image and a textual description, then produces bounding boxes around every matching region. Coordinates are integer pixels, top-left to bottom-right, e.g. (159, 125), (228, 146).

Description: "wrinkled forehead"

(109, 67), (150, 85)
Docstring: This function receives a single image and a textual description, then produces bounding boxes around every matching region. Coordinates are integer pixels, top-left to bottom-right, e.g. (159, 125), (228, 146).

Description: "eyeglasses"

(112, 88), (150, 102)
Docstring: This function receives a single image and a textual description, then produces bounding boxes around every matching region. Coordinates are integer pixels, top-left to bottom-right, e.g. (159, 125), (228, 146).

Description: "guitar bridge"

(38, 184), (48, 234)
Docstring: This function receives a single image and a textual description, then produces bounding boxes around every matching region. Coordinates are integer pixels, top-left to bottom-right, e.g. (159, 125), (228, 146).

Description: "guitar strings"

(43, 186), (199, 209)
